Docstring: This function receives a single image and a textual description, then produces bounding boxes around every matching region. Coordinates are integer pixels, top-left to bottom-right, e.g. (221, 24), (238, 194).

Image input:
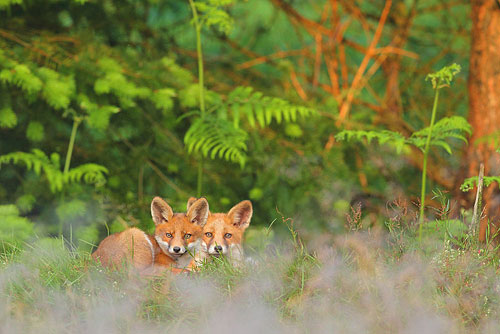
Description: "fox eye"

(184, 233), (192, 239)
(165, 233), (173, 238)
(224, 233), (232, 239)
(205, 232), (213, 238)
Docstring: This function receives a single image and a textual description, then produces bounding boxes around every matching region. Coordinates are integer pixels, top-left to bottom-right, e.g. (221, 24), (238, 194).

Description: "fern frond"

(410, 116), (472, 153)
(0, 107), (17, 128)
(0, 149), (108, 192)
(194, 0), (235, 35)
(184, 116), (248, 167)
(426, 63), (461, 89)
(335, 130), (409, 154)
(64, 163), (108, 187)
(461, 176), (500, 192)
(226, 86), (316, 128)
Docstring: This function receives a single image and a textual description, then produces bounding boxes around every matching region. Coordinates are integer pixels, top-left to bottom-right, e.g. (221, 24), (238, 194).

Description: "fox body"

(187, 198), (252, 265)
(92, 197), (209, 272)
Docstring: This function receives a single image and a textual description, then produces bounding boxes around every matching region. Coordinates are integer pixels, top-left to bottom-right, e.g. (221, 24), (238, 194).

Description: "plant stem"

(188, 0), (206, 195)
(59, 117), (81, 237)
(64, 117), (81, 174)
(197, 158), (203, 197)
(418, 84), (440, 241)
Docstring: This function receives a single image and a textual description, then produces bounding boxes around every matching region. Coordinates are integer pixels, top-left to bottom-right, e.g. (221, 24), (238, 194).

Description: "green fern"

(184, 116), (248, 167)
(0, 204), (34, 249)
(461, 176), (500, 192)
(408, 116), (472, 154)
(335, 129), (408, 153)
(26, 121), (44, 142)
(336, 116), (471, 155)
(37, 67), (76, 110)
(194, 0), (235, 35)
(0, 149), (108, 192)
(78, 94), (120, 130)
(0, 64), (43, 96)
(0, 107), (17, 128)
(225, 86), (317, 128)
(94, 58), (151, 108)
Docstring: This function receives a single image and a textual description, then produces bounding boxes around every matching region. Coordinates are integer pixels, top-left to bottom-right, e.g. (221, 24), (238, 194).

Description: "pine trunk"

(463, 0), (500, 242)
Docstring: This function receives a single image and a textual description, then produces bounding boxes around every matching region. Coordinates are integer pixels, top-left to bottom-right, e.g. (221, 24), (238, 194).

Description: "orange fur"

(194, 200), (253, 265)
(92, 197), (209, 273)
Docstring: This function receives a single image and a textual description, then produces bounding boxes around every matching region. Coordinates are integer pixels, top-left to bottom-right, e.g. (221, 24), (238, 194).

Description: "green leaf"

(26, 121), (45, 142)
(0, 107), (17, 128)
(426, 63), (461, 89)
(184, 116), (248, 167)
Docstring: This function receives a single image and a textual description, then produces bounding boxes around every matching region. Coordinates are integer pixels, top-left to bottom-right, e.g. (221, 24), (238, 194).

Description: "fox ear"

(187, 197), (209, 227)
(151, 197), (174, 226)
(228, 200), (252, 229)
(187, 197), (198, 211)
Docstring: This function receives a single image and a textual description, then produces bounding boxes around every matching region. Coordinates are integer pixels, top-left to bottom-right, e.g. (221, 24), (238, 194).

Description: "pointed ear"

(187, 197), (209, 227)
(228, 200), (253, 229)
(187, 197), (198, 211)
(151, 197), (174, 226)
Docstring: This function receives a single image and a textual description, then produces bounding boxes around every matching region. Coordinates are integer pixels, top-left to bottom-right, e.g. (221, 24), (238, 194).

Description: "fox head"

(189, 199), (252, 259)
(151, 196), (209, 260)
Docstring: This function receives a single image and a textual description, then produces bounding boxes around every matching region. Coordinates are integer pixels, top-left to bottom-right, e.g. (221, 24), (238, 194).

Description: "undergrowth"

(2, 211), (500, 333)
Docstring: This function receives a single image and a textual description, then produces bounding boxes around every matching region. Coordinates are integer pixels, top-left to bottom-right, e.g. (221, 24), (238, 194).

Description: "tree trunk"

(463, 0), (500, 242)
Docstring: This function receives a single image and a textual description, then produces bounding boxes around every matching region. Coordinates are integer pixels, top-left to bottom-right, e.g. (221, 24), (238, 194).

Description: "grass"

(2, 217), (500, 333)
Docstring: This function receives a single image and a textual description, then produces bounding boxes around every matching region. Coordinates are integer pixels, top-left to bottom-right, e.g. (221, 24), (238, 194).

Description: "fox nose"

(173, 246), (181, 253)
(214, 245), (223, 253)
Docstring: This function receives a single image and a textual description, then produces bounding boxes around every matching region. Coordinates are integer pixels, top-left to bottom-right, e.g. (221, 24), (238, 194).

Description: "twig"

(336, 0), (392, 126)
(470, 163), (485, 236)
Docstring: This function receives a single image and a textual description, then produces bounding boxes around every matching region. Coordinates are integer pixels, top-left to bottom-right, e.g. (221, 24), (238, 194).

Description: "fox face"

(198, 200), (253, 261)
(151, 196), (209, 261)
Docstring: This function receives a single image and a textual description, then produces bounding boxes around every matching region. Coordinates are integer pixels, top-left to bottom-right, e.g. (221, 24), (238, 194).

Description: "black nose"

(173, 246), (181, 253)
(214, 245), (223, 253)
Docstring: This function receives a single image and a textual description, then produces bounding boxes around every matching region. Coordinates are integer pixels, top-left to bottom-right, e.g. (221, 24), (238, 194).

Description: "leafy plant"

(0, 149), (107, 193)
(186, 0), (316, 195)
(336, 64), (470, 241)
(0, 204), (34, 250)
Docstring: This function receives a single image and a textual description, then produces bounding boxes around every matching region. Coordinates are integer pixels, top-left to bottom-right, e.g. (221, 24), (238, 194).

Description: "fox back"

(91, 227), (157, 270)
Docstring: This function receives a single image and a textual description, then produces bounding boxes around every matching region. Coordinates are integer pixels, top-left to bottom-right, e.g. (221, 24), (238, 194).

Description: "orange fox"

(187, 198), (252, 265)
(92, 196), (209, 272)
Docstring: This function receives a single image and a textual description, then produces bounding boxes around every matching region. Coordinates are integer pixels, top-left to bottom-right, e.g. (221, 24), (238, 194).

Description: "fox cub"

(187, 198), (252, 266)
(92, 197), (209, 272)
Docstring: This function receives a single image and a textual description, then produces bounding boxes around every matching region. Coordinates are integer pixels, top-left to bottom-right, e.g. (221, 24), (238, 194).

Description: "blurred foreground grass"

(1, 225), (500, 334)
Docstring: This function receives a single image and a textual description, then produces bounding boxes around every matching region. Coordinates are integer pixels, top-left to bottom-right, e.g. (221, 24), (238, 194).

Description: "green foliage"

(15, 194), (36, 213)
(0, 0), (22, 9)
(37, 67), (76, 110)
(26, 121), (44, 142)
(78, 95), (120, 130)
(185, 116), (248, 166)
(0, 63), (42, 96)
(0, 107), (17, 128)
(461, 176), (500, 192)
(0, 149), (108, 192)
(336, 116), (471, 155)
(421, 219), (468, 240)
(194, 0), (235, 35)
(56, 200), (86, 221)
(426, 63), (461, 89)
(225, 86), (317, 128)
(335, 130), (409, 154)
(151, 88), (176, 113)
(94, 58), (150, 108)
(410, 116), (472, 154)
(0, 204), (34, 249)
